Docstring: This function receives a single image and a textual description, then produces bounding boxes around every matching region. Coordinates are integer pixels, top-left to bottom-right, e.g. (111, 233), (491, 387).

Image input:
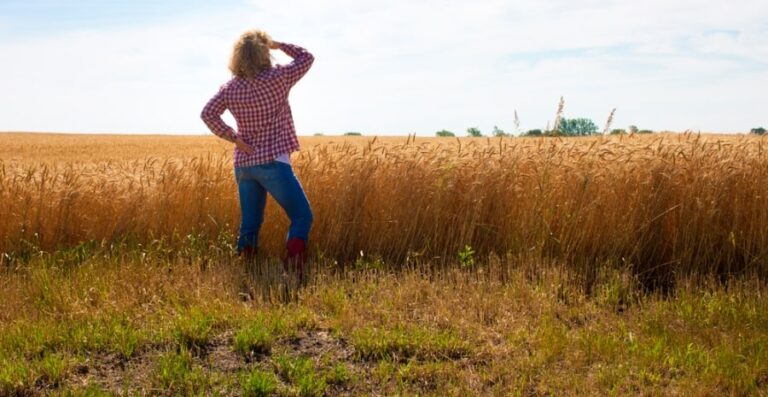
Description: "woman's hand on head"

(234, 137), (255, 155)
(268, 40), (281, 50)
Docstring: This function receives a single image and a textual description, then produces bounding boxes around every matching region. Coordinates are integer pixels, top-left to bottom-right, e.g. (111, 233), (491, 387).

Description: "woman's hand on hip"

(234, 137), (255, 155)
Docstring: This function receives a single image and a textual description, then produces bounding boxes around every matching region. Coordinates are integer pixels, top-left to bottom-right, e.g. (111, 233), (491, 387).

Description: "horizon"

(1, 0), (766, 136)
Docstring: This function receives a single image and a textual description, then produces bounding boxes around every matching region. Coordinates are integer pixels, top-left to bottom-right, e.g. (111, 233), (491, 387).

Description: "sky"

(0, 0), (766, 136)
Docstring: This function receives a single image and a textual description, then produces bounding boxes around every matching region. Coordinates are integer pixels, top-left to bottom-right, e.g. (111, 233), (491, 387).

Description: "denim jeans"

(234, 162), (313, 252)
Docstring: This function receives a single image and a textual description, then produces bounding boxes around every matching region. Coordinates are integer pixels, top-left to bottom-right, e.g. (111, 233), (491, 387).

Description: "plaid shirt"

(201, 43), (314, 167)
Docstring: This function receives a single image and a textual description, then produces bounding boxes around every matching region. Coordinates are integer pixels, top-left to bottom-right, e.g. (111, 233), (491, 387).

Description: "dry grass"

(2, 132), (767, 289)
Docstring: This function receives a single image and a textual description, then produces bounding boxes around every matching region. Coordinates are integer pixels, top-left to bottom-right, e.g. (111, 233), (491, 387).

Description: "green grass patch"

(234, 320), (273, 358)
(325, 362), (352, 386)
(0, 357), (34, 396)
(152, 347), (207, 394)
(274, 354), (328, 397)
(351, 325), (471, 361)
(36, 351), (69, 387)
(0, 316), (146, 361)
(173, 309), (216, 352)
(233, 307), (319, 359)
(240, 368), (278, 397)
(51, 383), (115, 396)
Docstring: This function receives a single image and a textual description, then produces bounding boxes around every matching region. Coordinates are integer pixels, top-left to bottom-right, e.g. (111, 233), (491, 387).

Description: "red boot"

(284, 238), (307, 280)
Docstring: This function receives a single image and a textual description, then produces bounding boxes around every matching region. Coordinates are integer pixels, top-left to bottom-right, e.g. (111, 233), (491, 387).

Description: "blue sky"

(0, 0), (767, 135)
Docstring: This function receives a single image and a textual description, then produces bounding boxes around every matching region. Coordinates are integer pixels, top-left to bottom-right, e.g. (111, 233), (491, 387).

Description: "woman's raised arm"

(274, 42), (314, 87)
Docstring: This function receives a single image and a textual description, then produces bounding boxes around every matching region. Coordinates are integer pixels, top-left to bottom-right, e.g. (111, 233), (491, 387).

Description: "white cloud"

(0, 0), (766, 135)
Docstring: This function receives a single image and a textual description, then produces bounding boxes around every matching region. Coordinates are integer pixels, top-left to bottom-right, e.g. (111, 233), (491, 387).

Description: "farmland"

(1, 132), (768, 395)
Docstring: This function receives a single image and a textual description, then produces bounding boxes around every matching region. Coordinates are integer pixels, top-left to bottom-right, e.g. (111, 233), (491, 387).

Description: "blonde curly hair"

(229, 30), (273, 78)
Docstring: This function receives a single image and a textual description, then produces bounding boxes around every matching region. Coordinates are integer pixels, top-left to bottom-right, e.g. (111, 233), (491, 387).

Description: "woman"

(201, 30), (314, 276)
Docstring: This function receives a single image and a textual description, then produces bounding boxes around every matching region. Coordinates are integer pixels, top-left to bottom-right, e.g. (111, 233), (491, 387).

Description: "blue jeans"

(234, 162), (313, 252)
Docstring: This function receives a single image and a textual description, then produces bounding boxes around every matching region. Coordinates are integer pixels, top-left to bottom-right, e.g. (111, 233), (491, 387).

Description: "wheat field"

(1, 132), (768, 395)
(2, 132), (766, 287)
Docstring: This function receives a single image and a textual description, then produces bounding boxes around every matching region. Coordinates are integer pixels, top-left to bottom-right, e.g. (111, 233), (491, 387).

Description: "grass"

(274, 354), (328, 397)
(0, 253), (767, 395)
(241, 368), (278, 397)
(153, 347), (208, 394)
(173, 308), (217, 353)
(233, 320), (273, 358)
(350, 325), (470, 361)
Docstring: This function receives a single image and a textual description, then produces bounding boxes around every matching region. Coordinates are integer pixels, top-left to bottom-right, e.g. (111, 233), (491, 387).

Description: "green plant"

(637, 129), (654, 134)
(610, 129), (626, 135)
(750, 127), (766, 135)
(343, 131), (362, 136)
(628, 125), (639, 134)
(435, 129), (455, 137)
(458, 245), (475, 268)
(241, 369), (278, 397)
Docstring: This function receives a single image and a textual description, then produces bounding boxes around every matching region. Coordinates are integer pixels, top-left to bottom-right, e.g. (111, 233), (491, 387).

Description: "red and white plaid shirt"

(201, 42), (314, 167)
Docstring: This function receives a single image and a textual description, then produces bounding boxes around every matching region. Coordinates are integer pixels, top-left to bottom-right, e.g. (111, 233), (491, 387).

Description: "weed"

(458, 245), (475, 268)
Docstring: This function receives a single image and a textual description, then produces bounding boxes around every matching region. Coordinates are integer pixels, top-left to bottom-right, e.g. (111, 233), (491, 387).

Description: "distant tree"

(466, 127), (483, 137)
(313, 132), (324, 136)
(343, 131), (362, 136)
(610, 129), (626, 135)
(524, 129), (543, 136)
(558, 118), (599, 136)
(751, 127), (766, 135)
(637, 129), (654, 134)
(435, 129), (455, 137)
(628, 125), (639, 134)
(492, 125), (509, 137)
